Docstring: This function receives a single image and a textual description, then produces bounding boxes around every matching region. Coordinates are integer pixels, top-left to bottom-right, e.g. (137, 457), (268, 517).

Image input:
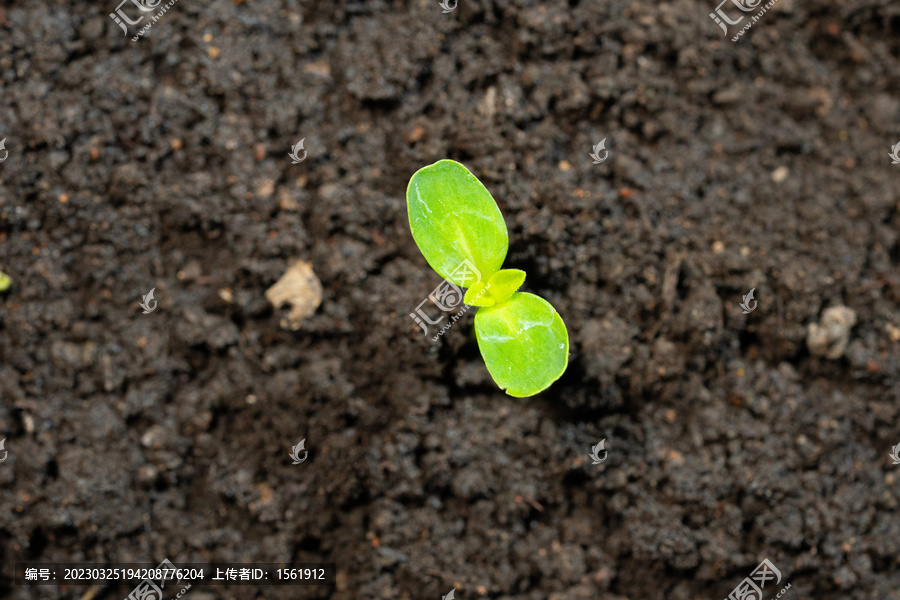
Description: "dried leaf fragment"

(265, 260), (323, 330)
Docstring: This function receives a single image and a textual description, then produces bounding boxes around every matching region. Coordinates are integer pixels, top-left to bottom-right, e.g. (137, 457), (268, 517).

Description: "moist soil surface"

(1, 0), (900, 599)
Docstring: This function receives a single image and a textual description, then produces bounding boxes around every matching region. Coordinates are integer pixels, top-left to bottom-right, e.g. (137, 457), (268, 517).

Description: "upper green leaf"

(407, 160), (508, 287)
(474, 292), (569, 397)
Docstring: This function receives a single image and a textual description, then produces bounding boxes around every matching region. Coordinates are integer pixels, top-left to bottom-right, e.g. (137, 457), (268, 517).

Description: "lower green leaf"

(474, 292), (569, 397)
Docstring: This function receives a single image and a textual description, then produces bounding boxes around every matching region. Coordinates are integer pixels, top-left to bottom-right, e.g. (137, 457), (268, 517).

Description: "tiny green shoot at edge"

(407, 159), (569, 397)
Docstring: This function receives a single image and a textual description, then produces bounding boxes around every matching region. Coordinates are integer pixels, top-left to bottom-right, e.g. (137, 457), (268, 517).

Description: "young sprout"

(406, 159), (569, 397)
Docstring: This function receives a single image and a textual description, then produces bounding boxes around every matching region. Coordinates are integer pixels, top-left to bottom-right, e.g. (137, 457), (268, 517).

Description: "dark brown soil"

(2, 0), (900, 599)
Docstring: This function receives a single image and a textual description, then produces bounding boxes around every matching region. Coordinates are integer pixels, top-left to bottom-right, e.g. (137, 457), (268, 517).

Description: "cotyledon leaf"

(407, 160), (508, 287)
(474, 292), (569, 397)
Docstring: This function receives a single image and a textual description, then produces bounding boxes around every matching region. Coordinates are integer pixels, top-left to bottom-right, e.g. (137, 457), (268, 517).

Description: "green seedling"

(406, 159), (568, 397)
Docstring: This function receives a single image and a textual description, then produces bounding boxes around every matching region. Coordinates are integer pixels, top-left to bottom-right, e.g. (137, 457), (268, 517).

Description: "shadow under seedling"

(406, 159), (569, 397)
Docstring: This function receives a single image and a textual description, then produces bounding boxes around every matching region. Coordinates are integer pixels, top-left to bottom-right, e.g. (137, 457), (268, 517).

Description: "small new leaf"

(464, 280), (493, 307)
(484, 269), (526, 304)
(463, 269), (526, 307)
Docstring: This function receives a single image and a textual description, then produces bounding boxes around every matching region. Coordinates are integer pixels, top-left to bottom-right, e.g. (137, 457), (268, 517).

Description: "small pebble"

(257, 179), (275, 198)
(254, 143), (266, 162)
(807, 305), (857, 359)
(137, 465), (158, 486)
(667, 450), (685, 466)
(886, 325), (900, 342)
(406, 126), (425, 144)
(772, 166), (789, 182)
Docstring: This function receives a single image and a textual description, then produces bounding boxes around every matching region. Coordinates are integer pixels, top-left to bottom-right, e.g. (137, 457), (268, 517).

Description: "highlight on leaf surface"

(474, 293), (569, 397)
(406, 159), (569, 397)
(406, 160), (508, 286)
